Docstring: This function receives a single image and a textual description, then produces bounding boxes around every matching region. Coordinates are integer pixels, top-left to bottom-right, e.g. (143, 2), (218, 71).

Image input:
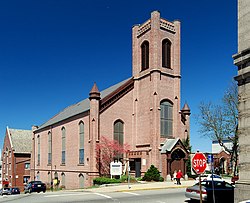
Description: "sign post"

(208, 154), (215, 203)
(192, 152), (207, 203)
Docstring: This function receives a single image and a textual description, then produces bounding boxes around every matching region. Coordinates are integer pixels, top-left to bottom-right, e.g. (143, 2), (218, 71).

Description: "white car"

(0, 188), (11, 195)
(195, 174), (223, 183)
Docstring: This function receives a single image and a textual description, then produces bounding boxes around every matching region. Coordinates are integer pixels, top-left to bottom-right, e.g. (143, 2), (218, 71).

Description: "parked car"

(10, 187), (20, 195)
(185, 180), (234, 202)
(195, 174), (223, 183)
(0, 187), (11, 195)
(24, 181), (46, 194)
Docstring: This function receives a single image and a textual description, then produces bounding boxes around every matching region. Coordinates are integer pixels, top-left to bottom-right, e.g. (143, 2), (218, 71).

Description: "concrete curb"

(83, 180), (196, 193)
(116, 185), (189, 192)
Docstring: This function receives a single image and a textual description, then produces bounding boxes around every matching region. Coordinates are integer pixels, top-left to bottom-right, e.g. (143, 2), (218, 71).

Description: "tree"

(196, 81), (238, 175)
(142, 165), (163, 181)
(96, 136), (130, 176)
(182, 136), (192, 177)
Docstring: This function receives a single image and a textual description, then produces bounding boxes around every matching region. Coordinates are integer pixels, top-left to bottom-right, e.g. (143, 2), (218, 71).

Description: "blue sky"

(0, 0), (237, 153)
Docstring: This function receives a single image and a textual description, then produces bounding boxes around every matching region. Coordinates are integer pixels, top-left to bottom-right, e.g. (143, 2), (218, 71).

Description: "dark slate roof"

(38, 78), (132, 130)
(9, 128), (32, 153)
(160, 138), (179, 153)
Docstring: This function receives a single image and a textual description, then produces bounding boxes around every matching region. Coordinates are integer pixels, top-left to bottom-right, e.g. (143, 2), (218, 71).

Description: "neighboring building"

(1, 127), (32, 191)
(212, 140), (233, 175)
(233, 0), (250, 202)
(31, 11), (191, 189)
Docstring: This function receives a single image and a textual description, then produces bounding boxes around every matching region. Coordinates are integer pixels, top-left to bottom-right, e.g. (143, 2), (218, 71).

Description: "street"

(0, 188), (193, 203)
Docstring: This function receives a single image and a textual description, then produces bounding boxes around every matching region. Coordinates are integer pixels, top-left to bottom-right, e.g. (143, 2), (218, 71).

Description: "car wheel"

(43, 190), (46, 193)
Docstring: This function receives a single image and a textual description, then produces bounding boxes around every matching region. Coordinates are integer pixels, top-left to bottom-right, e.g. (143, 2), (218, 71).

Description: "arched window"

(114, 120), (124, 146)
(79, 173), (84, 188)
(79, 122), (84, 164)
(141, 41), (149, 71)
(160, 100), (173, 137)
(54, 171), (58, 179)
(48, 132), (52, 165)
(36, 171), (40, 180)
(61, 127), (66, 164)
(37, 135), (40, 165)
(162, 39), (171, 68)
(48, 172), (51, 184)
(61, 173), (66, 187)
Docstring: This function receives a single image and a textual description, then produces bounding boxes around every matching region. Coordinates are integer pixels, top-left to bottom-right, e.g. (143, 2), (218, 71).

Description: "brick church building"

(31, 11), (191, 189)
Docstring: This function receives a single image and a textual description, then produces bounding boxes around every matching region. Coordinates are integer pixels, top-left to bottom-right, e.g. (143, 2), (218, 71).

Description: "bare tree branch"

(196, 81), (238, 175)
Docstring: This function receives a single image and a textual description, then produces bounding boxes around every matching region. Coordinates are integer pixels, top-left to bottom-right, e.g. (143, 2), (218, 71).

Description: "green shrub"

(142, 165), (163, 181)
(120, 175), (129, 182)
(93, 177), (121, 185)
(136, 177), (143, 181)
(159, 176), (164, 182)
(120, 175), (137, 183)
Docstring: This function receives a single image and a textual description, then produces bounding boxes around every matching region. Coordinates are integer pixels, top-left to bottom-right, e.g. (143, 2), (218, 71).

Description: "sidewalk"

(82, 180), (196, 193)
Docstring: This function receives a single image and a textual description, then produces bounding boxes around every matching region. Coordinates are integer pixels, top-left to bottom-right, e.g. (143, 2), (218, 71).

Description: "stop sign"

(192, 152), (207, 174)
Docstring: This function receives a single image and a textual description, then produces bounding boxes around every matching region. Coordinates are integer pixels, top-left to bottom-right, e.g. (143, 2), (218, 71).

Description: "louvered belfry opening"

(162, 39), (171, 68)
(141, 41), (149, 71)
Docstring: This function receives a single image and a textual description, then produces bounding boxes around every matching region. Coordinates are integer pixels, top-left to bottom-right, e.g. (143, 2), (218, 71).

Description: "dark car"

(10, 187), (20, 195)
(24, 181), (46, 194)
(185, 180), (234, 203)
(0, 187), (11, 195)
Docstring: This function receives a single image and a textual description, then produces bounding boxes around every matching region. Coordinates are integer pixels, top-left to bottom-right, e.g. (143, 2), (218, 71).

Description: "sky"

(0, 0), (237, 153)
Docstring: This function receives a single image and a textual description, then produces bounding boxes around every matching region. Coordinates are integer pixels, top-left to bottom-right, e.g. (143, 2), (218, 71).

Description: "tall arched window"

(162, 39), (171, 68)
(79, 174), (84, 188)
(141, 41), (149, 71)
(61, 127), (66, 164)
(48, 172), (51, 184)
(114, 120), (124, 146)
(48, 132), (52, 165)
(37, 135), (40, 165)
(79, 122), (84, 164)
(160, 100), (173, 137)
(61, 173), (66, 186)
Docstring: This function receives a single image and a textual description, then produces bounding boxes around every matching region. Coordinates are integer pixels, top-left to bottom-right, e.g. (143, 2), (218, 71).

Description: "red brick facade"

(31, 11), (190, 189)
(1, 128), (31, 191)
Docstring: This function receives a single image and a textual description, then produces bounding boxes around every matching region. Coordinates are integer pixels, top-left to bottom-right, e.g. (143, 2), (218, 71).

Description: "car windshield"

(211, 175), (221, 178)
(31, 181), (42, 184)
(199, 181), (233, 189)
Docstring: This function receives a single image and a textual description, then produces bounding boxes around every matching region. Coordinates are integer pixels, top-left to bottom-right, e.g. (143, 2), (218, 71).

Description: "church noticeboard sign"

(110, 161), (122, 178)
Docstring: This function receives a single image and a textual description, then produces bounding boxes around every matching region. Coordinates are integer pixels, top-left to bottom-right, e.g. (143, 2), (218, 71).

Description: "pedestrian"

(173, 170), (177, 183)
(176, 169), (183, 185)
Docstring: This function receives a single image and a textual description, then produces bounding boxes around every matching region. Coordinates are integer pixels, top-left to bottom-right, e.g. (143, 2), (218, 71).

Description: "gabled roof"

(37, 77), (132, 131)
(8, 128), (32, 153)
(160, 138), (180, 153)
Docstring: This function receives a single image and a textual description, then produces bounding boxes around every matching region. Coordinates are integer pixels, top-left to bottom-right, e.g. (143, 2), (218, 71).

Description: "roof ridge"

(36, 77), (132, 131)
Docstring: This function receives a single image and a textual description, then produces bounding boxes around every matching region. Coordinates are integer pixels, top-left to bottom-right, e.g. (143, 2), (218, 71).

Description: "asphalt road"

(0, 188), (195, 203)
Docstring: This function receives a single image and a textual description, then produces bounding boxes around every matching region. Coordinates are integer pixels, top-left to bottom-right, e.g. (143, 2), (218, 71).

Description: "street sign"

(207, 154), (213, 164)
(192, 152), (207, 174)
